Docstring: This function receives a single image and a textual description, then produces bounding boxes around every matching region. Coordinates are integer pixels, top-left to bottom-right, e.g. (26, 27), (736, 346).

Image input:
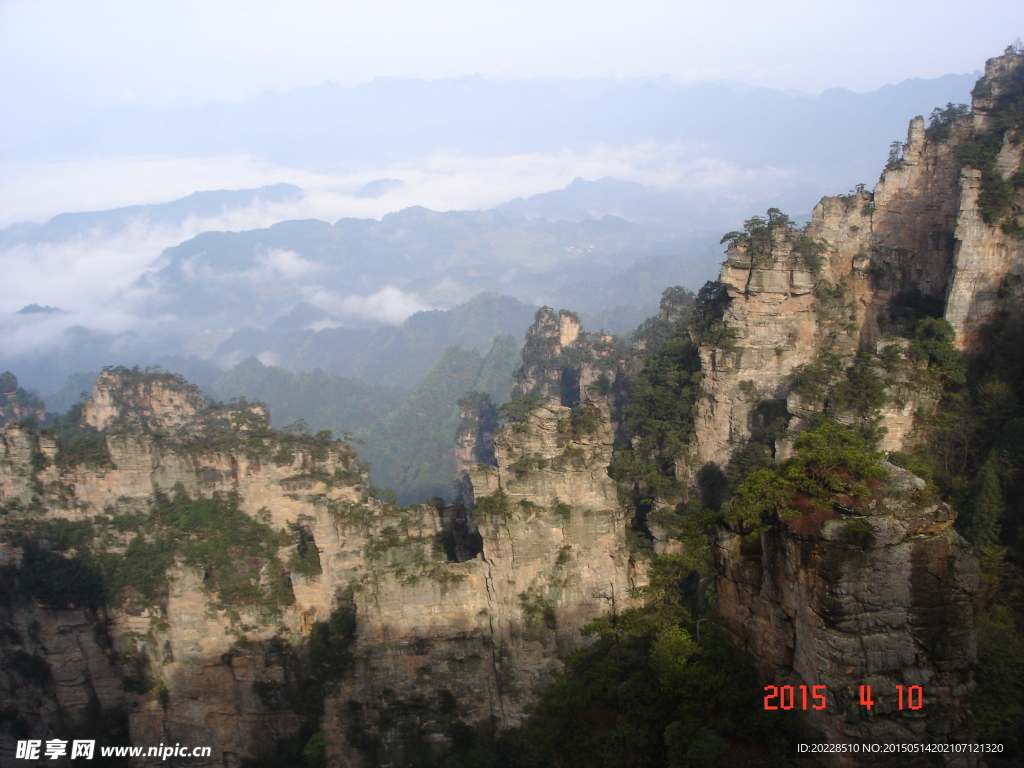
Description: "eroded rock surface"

(1, 367), (640, 767)
(715, 465), (978, 766)
(697, 51), (1024, 766)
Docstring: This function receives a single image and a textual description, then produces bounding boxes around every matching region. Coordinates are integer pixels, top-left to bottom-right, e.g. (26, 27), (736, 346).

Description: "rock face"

(0, 588), (130, 762)
(513, 307), (628, 409)
(82, 368), (209, 432)
(1, 371), (364, 766)
(6, 52), (1021, 768)
(715, 464), (978, 766)
(453, 392), (497, 506)
(946, 53), (1024, 346)
(468, 398), (642, 649)
(328, 398), (641, 767)
(694, 221), (827, 469)
(695, 50), (1024, 470)
(0, 371), (45, 429)
(0, 367), (640, 767)
(695, 51), (1024, 764)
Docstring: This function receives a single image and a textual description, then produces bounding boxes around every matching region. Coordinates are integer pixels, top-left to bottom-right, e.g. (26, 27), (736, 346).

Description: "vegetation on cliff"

(0, 371), (45, 429)
(611, 281), (731, 503)
(46, 403), (113, 467)
(361, 337), (519, 503)
(407, 558), (810, 768)
(723, 422), (886, 537)
(1, 489), (304, 611)
(612, 176), (1024, 758)
(893, 310), (1024, 756)
(6, 52), (1024, 768)
(721, 208), (826, 275)
(3, 376), (364, 613)
(961, 44), (1024, 230)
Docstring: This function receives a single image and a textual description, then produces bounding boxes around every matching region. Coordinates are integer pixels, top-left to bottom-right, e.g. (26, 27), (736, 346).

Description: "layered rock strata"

(697, 51), (1024, 765)
(715, 465), (978, 766)
(0, 368), (639, 767)
(695, 50), (1024, 470)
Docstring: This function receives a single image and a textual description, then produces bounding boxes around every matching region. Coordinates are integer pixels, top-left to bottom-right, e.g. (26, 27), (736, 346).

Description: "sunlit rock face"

(697, 51), (1024, 766)
(5, 51), (1023, 768)
(82, 368), (207, 432)
(1, 366), (641, 767)
(694, 51), (1024, 472)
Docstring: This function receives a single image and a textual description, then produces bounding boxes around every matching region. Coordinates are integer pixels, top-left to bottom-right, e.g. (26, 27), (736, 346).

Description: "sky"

(2, 0), (1022, 130)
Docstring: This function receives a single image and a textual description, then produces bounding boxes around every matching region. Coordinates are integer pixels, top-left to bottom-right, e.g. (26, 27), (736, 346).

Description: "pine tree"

(967, 463), (1005, 547)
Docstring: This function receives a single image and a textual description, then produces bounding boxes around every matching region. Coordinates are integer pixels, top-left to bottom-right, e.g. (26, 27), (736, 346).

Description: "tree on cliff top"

(724, 422), (886, 536)
(719, 207), (793, 247)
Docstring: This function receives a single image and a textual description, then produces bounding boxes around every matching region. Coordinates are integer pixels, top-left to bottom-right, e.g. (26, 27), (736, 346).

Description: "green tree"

(965, 464), (1005, 547)
(725, 422), (885, 535)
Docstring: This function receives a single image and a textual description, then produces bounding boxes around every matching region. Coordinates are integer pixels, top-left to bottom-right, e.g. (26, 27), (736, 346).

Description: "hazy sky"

(2, 0), (1021, 122)
(0, 0), (1020, 225)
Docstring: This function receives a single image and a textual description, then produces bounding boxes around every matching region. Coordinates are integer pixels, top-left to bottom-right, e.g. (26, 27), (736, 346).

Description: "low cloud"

(256, 350), (282, 367)
(1, 142), (795, 367)
(414, 278), (483, 307)
(0, 143), (797, 229)
(257, 249), (319, 280)
(179, 248), (320, 286)
(307, 286), (431, 326)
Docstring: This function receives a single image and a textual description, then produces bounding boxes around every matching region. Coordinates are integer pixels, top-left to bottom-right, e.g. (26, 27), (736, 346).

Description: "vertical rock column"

(714, 465), (979, 766)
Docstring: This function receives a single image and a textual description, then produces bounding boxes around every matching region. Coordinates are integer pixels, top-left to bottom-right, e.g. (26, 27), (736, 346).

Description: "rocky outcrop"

(453, 392), (497, 506)
(1, 372), (364, 766)
(694, 50), (1024, 471)
(469, 398), (641, 642)
(0, 587), (129, 763)
(82, 368), (209, 432)
(694, 221), (828, 470)
(513, 307), (628, 410)
(324, 397), (642, 766)
(693, 51), (1024, 765)
(946, 51), (1024, 346)
(513, 308), (584, 404)
(715, 464), (978, 766)
(0, 371), (45, 429)
(1, 366), (639, 767)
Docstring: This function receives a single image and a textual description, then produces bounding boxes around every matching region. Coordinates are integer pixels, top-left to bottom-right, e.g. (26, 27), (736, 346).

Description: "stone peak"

(83, 367), (208, 432)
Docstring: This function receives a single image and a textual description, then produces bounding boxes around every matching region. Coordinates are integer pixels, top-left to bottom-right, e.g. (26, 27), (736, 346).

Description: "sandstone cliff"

(5, 49), (1023, 768)
(1, 365), (640, 767)
(0, 371), (45, 429)
(695, 50), (1023, 471)
(690, 50), (1024, 765)
(512, 307), (632, 418)
(715, 464), (977, 765)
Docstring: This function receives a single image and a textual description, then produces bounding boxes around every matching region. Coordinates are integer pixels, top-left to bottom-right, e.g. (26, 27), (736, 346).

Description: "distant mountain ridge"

(133, 206), (686, 333)
(5, 74), (976, 181)
(0, 184), (302, 248)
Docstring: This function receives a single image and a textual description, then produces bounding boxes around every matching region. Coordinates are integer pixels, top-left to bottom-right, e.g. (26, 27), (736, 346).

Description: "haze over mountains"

(5, 73), (976, 176)
(2, 72), (977, 226)
(0, 69), (979, 499)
